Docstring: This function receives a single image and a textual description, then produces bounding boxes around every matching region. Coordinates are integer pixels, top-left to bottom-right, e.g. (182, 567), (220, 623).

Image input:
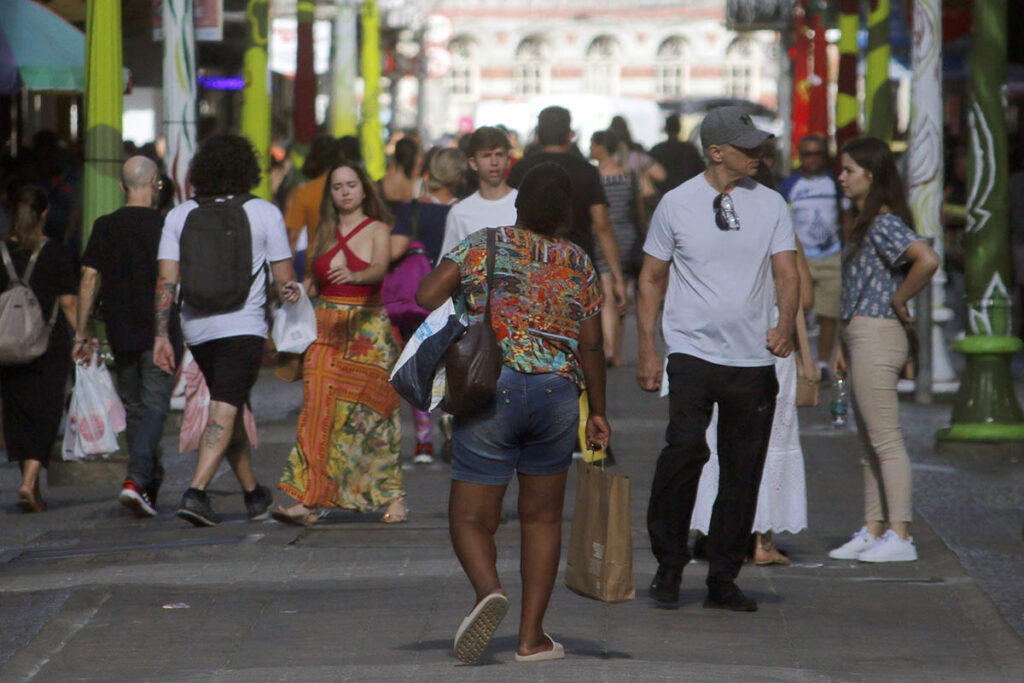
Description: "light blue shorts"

(451, 367), (580, 486)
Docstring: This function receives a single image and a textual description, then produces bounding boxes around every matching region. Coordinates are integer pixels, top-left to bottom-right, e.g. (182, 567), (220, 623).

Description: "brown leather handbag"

(442, 228), (503, 417)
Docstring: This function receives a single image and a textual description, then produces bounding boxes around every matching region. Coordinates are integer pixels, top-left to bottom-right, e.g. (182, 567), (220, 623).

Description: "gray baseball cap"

(700, 105), (773, 149)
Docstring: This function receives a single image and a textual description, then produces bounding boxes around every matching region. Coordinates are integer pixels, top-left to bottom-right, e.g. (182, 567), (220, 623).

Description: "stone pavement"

(1, 343), (1023, 682)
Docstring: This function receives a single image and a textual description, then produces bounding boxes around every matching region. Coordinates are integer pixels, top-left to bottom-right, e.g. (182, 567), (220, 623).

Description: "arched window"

(655, 36), (689, 99)
(514, 36), (548, 96)
(446, 36), (478, 97)
(585, 36), (620, 96)
(725, 38), (759, 101)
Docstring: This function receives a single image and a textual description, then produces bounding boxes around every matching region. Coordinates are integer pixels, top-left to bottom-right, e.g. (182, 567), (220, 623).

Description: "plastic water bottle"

(830, 372), (848, 427)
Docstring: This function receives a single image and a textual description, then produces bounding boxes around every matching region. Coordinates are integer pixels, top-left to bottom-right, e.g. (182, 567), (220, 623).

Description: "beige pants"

(842, 316), (912, 523)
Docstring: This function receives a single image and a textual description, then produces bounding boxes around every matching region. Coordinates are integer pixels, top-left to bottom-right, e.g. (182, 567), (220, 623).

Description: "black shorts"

(188, 335), (264, 409)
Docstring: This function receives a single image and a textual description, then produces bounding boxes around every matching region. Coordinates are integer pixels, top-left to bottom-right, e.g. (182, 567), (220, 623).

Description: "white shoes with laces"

(828, 527), (880, 560)
(858, 530), (918, 563)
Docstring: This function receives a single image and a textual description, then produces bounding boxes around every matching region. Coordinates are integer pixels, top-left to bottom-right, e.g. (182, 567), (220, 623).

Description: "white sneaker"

(828, 527), (881, 560)
(858, 530), (918, 563)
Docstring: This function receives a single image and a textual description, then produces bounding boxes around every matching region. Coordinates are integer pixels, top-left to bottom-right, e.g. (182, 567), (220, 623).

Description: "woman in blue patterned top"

(827, 137), (939, 563)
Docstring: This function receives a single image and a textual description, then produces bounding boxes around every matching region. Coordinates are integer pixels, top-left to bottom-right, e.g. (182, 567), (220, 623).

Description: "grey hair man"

(636, 106), (799, 611)
(74, 155), (178, 517)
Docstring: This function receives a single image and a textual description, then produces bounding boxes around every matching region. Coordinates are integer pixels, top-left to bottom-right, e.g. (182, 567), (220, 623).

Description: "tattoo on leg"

(202, 422), (227, 449)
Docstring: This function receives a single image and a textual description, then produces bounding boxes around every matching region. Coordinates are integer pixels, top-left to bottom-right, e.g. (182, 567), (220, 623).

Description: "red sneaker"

(119, 479), (157, 517)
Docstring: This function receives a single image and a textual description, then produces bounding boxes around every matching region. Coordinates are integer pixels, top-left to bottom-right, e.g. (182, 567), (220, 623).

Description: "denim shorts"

(451, 367), (580, 486)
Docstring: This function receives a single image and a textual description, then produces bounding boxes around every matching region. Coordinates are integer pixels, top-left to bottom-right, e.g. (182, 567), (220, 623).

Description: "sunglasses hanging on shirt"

(713, 193), (741, 231)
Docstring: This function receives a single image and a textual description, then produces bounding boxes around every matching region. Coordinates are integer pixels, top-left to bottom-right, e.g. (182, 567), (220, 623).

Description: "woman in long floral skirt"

(274, 162), (406, 525)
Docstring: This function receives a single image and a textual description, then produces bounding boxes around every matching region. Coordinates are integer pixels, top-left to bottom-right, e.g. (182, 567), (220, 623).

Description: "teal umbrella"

(0, 0), (86, 93)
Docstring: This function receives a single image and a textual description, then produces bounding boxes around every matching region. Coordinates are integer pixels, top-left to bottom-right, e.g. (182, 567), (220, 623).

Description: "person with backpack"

(73, 156), (182, 517)
(388, 147), (467, 464)
(0, 186), (78, 513)
(152, 134), (301, 527)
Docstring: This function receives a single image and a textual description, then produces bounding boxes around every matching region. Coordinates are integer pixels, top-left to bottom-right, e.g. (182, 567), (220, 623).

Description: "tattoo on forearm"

(201, 422), (226, 449)
(155, 280), (178, 337)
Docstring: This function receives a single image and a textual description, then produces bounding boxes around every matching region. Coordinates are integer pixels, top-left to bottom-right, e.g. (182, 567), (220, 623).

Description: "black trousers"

(647, 353), (778, 586)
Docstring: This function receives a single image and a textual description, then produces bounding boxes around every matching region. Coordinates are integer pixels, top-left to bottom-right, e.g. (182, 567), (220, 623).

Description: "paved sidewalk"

(1, 347), (1023, 681)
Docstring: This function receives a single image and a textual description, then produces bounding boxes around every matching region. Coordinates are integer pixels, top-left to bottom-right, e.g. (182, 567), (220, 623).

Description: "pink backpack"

(382, 204), (431, 330)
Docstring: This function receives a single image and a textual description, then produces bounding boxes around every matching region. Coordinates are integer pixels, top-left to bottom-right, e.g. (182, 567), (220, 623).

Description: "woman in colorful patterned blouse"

(273, 162), (407, 526)
(417, 163), (610, 664)
(828, 137), (939, 564)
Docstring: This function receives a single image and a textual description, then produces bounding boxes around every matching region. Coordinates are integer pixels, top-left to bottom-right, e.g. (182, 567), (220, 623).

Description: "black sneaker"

(243, 484), (273, 520)
(703, 581), (757, 612)
(649, 564), (682, 606)
(176, 488), (220, 527)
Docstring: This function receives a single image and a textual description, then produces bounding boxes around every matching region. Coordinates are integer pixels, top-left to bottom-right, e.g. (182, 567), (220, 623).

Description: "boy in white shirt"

(438, 127), (518, 262)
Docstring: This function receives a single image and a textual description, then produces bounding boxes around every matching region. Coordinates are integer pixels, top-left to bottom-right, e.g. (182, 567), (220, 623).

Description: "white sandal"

(514, 634), (565, 662)
(453, 592), (509, 663)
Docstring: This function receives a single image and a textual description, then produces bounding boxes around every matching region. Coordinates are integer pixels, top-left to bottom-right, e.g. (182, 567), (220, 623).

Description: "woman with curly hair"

(274, 162), (408, 525)
(828, 137), (939, 563)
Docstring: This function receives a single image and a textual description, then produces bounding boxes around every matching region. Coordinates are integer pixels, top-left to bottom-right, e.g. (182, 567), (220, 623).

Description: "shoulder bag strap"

(484, 228), (496, 323)
(21, 238), (48, 284)
(0, 242), (18, 283)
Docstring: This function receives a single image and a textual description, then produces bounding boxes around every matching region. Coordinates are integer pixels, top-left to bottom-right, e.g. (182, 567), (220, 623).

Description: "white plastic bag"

(62, 356), (127, 460)
(271, 285), (317, 354)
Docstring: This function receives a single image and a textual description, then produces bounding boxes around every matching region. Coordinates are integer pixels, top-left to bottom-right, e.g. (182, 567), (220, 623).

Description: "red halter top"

(313, 218), (379, 297)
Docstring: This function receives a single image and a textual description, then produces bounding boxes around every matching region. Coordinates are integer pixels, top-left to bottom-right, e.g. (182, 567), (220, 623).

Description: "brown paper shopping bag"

(564, 461), (635, 603)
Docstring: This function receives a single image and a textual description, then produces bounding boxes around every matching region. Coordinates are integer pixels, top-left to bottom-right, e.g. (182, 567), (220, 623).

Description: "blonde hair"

(425, 148), (467, 192)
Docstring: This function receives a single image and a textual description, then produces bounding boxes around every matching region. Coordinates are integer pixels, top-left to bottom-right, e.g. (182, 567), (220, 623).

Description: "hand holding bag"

(441, 228), (503, 418)
(271, 284), (317, 354)
(565, 460), (635, 603)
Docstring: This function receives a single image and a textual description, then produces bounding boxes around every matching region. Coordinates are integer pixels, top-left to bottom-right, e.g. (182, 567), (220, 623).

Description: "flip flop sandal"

(271, 505), (320, 526)
(453, 592), (509, 664)
(382, 499), (408, 524)
(514, 634), (565, 662)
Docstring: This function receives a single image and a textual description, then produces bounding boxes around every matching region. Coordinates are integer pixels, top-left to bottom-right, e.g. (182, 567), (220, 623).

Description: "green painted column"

(359, 0), (386, 181)
(939, 0), (1024, 441)
(241, 0), (271, 200)
(864, 0), (893, 142)
(82, 0), (123, 248)
(835, 0), (859, 153)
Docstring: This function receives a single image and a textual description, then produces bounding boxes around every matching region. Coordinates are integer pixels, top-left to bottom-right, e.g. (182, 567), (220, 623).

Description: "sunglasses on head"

(713, 193), (740, 231)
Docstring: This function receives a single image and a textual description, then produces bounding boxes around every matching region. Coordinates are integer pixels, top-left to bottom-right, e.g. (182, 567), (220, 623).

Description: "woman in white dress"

(690, 240), (814, 565)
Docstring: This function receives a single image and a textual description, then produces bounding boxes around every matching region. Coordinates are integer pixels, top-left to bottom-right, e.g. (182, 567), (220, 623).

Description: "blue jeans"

(114, 350), (176, 493)
(451, 367), (580, 486)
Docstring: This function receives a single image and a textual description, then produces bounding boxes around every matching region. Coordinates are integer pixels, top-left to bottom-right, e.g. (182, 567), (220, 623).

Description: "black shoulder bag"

(442, 228), (503, 417)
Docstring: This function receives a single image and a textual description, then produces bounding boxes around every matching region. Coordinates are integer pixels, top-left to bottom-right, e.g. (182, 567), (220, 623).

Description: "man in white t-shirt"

(438, 126), (518, 261)
(152, 134), (300, 527)
(636, 107), (799, 612)
(779, 134), (844, 373)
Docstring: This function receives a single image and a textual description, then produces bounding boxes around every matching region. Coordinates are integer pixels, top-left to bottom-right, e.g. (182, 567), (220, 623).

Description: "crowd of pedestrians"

(1, 104), (944, 665)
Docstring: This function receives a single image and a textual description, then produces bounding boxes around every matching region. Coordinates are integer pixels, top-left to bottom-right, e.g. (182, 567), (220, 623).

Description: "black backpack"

(180, 194), (255, 312)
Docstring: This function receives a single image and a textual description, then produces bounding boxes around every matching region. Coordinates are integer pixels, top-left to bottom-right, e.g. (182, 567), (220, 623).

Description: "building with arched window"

(585, 36), (621, 96)
(514, 36), (549, 96)
(424, 0), (779, 140)
(655, 36), (689, 99)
